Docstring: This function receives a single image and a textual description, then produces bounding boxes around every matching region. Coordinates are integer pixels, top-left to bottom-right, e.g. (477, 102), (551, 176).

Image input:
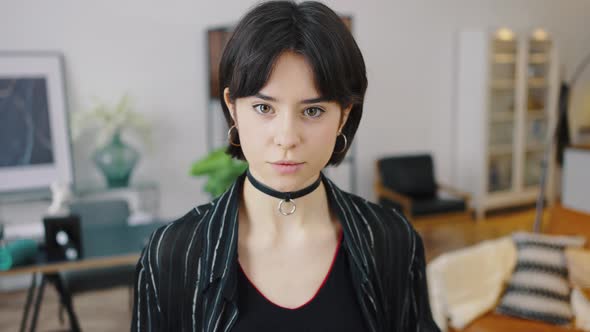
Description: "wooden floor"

(414, 206), (546, 263)
(0, 207), (543, 331)
(0, 285), (133, 332)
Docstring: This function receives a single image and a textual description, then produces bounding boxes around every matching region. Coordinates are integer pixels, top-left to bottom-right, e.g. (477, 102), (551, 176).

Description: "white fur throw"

(427, 236), (517, 331)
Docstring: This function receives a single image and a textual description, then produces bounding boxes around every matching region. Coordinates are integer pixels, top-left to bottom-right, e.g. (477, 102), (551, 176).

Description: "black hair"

(219, 0), (367, 166)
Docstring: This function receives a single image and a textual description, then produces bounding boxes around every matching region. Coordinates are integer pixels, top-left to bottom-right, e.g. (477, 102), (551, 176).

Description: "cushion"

(496, 232), (586, 325)
(379, 197), (467, 217)
(0, 239), (38, 270)
(412, 198), (466, 216)
(565, 249), (590, 291)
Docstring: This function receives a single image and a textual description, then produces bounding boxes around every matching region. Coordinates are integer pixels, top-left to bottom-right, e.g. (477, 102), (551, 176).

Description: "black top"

(132, 171), (441, 331)
(233, 231), (368, 332)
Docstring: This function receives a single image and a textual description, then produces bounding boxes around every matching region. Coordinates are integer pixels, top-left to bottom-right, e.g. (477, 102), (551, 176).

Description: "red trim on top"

(238, 228), (344, 310)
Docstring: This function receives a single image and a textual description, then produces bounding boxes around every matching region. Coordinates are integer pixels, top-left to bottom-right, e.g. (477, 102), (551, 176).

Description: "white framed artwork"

(0, 52), (73, 193)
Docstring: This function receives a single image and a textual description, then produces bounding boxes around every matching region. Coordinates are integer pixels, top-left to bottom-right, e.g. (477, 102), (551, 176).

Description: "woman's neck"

(239, 173), (336, 245)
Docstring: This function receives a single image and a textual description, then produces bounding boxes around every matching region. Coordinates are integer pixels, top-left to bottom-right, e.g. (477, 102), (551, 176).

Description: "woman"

(132, 1), (440, 331)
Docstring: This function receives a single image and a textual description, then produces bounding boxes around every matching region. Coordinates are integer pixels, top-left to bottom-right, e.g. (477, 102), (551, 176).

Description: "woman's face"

(224, 51), (351, 192)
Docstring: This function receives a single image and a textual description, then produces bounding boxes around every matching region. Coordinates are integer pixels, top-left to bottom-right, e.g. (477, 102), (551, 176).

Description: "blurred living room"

(1, 0), (590, 331)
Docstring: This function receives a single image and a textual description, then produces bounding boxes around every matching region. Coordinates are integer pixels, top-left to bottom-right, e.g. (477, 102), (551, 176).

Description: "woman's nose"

(273, 112), (301, 149)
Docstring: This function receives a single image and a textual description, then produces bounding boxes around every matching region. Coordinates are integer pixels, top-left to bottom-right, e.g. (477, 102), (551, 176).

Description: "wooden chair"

(374, 154), (472, 222)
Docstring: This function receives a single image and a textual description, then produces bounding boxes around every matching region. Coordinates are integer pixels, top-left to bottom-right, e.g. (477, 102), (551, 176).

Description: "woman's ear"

(338, 105), (353, 133)
(223, 87), (237, 125)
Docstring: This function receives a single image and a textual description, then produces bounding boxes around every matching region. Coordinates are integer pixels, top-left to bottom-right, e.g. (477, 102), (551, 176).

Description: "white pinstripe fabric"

(131, 171), (440, 331)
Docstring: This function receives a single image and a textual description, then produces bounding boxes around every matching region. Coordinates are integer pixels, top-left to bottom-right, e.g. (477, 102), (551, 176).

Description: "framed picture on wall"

(207, 27), (233, 100)
(0, 52), (73, 193)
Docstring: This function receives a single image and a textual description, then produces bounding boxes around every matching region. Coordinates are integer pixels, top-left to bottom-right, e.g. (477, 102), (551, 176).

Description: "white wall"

(1, 0), (589, 222)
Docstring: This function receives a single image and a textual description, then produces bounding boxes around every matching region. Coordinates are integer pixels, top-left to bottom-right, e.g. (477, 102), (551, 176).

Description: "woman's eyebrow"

(254, 93), (328, 104)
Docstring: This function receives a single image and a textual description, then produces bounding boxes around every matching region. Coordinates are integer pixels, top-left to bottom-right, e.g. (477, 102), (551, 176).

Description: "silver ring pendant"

(278, 199), (296, 216)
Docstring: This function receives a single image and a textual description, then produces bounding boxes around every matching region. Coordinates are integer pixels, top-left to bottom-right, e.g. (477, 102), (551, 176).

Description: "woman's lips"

(271, 162), (304, 175)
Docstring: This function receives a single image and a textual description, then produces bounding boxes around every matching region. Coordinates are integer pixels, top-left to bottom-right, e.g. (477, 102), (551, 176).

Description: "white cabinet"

(455, 28), (559, 219)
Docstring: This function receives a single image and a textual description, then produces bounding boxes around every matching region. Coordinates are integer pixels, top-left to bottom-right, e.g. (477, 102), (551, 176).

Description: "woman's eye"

(304, 107), (325, 118)
(253, 104), (273, 114)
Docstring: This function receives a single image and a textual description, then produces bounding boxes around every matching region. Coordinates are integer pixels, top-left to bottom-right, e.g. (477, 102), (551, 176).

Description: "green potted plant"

(190, 147), (248, 198)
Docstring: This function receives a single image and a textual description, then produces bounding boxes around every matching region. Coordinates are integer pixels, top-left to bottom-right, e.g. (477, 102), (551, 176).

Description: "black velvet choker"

(246, 169), (322, 216)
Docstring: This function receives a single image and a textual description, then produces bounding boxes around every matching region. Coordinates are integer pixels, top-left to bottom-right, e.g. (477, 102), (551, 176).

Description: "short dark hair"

(219, 0), (367, 166)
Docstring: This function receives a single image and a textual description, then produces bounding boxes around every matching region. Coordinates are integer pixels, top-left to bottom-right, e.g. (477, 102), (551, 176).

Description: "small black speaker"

(43, 215), (83, 262)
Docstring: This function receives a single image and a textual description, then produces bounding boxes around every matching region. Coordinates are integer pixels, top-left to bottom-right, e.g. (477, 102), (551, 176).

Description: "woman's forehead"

(256, 52), (323, 102)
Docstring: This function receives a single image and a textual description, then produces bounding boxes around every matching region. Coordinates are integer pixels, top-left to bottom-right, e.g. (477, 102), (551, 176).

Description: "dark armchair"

(375, 154), (472, 221)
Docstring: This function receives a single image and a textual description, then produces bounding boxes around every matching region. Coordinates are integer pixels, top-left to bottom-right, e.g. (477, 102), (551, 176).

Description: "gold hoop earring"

(227, 125), (240, 147)
(335, 132), (347, 154)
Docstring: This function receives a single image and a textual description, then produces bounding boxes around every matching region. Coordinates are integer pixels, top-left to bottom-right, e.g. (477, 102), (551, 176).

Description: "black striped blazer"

(132, 171), (440, 331)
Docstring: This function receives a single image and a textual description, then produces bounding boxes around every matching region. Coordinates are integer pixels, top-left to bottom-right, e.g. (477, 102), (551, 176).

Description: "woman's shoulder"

(342, 191), (417, 239)
(150, 204), (210, 243)
(139, 203), (213, 272)
(339, 191), (421, 262)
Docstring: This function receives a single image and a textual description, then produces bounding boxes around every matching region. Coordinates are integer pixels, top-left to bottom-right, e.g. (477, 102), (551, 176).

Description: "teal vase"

(93, 130), (140, 188)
